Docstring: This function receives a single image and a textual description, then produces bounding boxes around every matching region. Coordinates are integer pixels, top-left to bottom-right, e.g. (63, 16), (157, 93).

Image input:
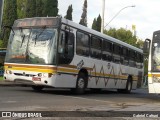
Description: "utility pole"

(101, 0), (105, 33)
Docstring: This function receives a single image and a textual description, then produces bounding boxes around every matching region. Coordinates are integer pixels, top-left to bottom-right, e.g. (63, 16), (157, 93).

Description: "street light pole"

(104, 5), (135, 28)
(101, 0), (105, 33)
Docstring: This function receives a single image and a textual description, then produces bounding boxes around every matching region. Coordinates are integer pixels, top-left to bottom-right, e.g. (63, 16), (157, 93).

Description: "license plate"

(32, 77), (41, 81)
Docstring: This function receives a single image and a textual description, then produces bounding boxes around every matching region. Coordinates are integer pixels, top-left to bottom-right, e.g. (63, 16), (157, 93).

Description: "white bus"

(144, 30), (160, 93)
(3, 16), (143, 94)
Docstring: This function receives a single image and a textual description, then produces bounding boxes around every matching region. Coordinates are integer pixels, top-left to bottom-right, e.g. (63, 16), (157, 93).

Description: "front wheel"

(71, 73), (87, 94)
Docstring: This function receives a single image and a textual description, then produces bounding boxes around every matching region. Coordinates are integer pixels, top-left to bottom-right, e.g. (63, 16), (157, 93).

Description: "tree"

(0, 40), (3, 48)
(92, 14), (101, 32)
(43, 0), (58, 17)
(79, 0), (87, 26)
(136, 39), (144, 49)
(104, 28), (142, 48)
(64, 4), (73, 21)
(17, 0), (27, 19)
(104, 28), (117, 38)
(36, 0), (44, 17)
(96, 14), (101, 32)
(25, 0), (36, 17)
(2, 0), (17, 47)
(92, 18), (97, 30)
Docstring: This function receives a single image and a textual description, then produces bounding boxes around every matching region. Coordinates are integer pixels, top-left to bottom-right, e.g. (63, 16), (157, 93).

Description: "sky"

(58, 0), (160, 41)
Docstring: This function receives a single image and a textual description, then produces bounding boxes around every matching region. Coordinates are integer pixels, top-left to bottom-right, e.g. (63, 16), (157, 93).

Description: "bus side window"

(121, 47), (129, 65)
(102, 40), (112, 61)
(58, 31), (65, 54)
(76, 31), (89, 56)
(140, 54), (144, 68)
(129, 50), (136, 67)
(67, 33), (74, 57)
(58, 30), (74, 64)
(120, 47), (124, 64)
(90, 36), (102, 59)
(136, 53), (140, 68)
(112, 44), (121, 63)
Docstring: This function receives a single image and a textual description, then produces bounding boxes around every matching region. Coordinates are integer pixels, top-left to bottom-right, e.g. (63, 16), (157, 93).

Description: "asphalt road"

(0, 86), (160, 120)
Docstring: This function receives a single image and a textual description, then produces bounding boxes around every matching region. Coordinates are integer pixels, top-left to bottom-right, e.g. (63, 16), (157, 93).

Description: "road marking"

(4, 101), (17, 103)
(59, 95), (113, 104)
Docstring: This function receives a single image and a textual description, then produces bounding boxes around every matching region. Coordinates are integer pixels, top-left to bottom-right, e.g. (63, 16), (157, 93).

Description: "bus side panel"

(54, 72), (77, 88)
(73, 55), (129, 89)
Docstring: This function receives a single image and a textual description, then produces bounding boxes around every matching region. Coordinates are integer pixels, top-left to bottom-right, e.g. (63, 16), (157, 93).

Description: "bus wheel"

(73, 73), (87, 94)
(32, 86), (44, 92)
(117, 77), (132, 94)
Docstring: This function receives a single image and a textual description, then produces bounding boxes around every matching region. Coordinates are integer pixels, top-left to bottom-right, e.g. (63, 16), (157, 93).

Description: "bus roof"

(62, 18), (143, 53)
(13, 17), (60, 28)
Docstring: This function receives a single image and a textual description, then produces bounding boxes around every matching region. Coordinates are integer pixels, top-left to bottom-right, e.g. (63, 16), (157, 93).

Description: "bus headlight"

(9, 70), (12, 74)
(6, 70), (12, 74)
(43, 73), (48, 77)
(37, 73), (42, 77)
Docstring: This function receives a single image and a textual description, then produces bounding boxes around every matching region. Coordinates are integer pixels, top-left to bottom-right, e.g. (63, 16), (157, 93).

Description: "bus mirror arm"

(143, 38), (151, 54)
(145, 38), (151, 43)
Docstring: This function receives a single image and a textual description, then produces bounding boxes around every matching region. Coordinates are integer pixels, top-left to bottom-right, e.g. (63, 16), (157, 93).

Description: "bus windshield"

(152, 41), (160, 71)
(5, 27), (57, 65)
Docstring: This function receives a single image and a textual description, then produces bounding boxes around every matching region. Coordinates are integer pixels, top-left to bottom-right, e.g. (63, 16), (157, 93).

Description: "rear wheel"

(72, 73), (87, 94)
(117, 77), (132, 94)
(32, 86), (44, 92)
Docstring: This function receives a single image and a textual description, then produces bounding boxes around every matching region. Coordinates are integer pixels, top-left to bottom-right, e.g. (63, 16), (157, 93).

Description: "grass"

(0, 76), (3, 81)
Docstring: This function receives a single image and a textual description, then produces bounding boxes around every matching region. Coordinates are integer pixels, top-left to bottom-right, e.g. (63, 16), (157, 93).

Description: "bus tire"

(72, 72), (87, 94)
(117, 77), (132, 94)
(32, 86), (44, 92)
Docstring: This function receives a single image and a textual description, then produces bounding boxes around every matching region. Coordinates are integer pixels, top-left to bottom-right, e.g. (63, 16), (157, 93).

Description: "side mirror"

(58, 45), (64, 54)
(143, 38), (151, 54)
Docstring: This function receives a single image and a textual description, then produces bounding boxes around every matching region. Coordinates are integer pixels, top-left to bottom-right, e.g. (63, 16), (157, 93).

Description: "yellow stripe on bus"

(57, 67), (79, 73)
(148, 74), (160, 77)
(4, 64), (57, 73)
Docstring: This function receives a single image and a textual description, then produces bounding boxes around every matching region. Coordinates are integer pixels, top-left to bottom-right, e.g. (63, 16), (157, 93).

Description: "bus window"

(136, 52), (141, 69)
(140, 54), (144, 68)
(90, 36), (102, 59)
(58, 30), (74, 64)
(113, 44), (121, 63)
(129, 50), (136, 67)
(76, 31), (89, 56)
(102, 40), (112, 61)
(121, 47), (129, 65)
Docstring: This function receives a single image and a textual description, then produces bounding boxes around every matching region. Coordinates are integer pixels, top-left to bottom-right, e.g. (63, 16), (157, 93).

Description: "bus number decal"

(107, 63), (111, 69)
(77, 60), (84, 70)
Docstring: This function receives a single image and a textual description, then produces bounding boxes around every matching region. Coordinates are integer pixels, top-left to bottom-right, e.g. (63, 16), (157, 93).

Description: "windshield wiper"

(19, 27), (26, 47)
(34, 26), (46, 45)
